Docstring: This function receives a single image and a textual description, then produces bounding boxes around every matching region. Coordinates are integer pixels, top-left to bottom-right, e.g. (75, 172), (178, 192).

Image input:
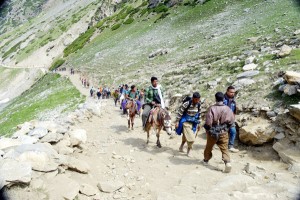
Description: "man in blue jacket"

(224, 86), (239, 153)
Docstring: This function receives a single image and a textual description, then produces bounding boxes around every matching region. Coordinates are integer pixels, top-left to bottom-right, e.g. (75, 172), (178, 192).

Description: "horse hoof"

(157, 144), (162, 148)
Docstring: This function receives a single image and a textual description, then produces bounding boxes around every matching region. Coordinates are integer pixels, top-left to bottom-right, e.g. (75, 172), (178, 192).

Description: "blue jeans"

(228, 126), (237, 148)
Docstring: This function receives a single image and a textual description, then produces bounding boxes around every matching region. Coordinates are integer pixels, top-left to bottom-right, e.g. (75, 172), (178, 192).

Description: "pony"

(145, 107), (172, 148)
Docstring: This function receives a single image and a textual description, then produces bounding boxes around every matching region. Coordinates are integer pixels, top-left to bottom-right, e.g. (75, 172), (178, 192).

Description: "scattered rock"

(237, 70), (259, 79)
(243, 63), (257, 71)
(283, 71), (300, 85)
(47, 174), (80, 200)
(12, 143), (58, 159)
(40, 132), (63, 143)
(266, 111), (276, 118)
(0, 159), (32, 189)
(207, 81), (218, 89)
(293, 29), (300, 35)
(247, 36), (260, 43)
(233, 78), (255, 89)
(28, 127), (48, 139)
(58, 155), (90, 173)
(277, 45), (292, 58)
(245, 56), (256, 64)
(80, 183), (98, 196)
(283, 84), (299, 96)
(148, 49), (168, 58)
(97, 181), (124, 193)
(17, 135), (38, 144)
(274, 133), (285, 140)
(68, 129), (87, 146)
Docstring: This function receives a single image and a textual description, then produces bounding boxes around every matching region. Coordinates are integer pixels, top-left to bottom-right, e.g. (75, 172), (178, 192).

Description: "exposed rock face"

(239, 118), (276, 145)
(148, 49), (168, 58)
(243, 63), (257, 71)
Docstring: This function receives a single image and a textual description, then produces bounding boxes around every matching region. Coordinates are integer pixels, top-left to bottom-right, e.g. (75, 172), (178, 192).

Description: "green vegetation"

(124, 18), (134, 24)
(2, 41), (22, 59)
(111, 23), (122, 31)
(49, 59), (65, 71)
(0, 73), (84, 136)
(63, 27), (95, 57)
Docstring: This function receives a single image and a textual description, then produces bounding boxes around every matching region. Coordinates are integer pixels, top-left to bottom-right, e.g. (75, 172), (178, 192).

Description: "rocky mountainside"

(0, 0), (300, 199)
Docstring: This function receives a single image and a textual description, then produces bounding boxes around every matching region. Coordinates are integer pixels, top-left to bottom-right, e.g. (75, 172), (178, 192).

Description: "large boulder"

(288, 104), (300, 121)
(0, 159), (32, 189)
(233, 78), (255, 90)
(236, 70), (259, 79)
(0, 138), (21, 150)
(277, 45), (292, 58)
(18, 151), (58, 172)
(17, 135), (38, 144)
(239, 118), (276, 145)
(9, 143), (58, 159)
(46, 174), (80, 200)
(283, 71), (300, 85)
(68, 129), (87, 146)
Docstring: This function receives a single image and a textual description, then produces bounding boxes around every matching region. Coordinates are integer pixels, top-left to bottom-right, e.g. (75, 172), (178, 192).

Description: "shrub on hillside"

(124, 18), (134, 24)
(111, 23), (121, 31)
(63, 27), (95, 57)
(154, 3), (169, 13)
(49, 59), (65, 71)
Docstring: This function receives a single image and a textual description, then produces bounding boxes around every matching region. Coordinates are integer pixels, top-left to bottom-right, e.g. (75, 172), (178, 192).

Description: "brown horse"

(145, 107), (172, 148)
(126, 100), (137, 130)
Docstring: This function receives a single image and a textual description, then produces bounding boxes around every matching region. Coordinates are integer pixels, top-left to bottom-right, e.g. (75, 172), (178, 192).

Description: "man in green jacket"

(142, 77), (165, 129)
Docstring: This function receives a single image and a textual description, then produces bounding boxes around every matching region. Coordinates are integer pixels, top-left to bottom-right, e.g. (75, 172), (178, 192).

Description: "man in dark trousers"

(224, 86), (239, 153)
(203, 92), (235, 173)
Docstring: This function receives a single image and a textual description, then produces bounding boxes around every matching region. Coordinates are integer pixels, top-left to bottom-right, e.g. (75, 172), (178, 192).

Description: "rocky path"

(3, 71), (299, 200)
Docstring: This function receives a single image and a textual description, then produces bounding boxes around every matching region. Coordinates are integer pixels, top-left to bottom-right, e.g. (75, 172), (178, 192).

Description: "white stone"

(245, 56), (256, 64)
(274, 133), (285, 140)
(40, 132), (63, 143)
(80, 183), (98, 196)
(58, 155), (90, 173)
(289, 104), (300, 121)
(243, 63), (257, 71)
(68, 129), (87, 146)
(97, 181), (124, 193)
(17, 135), (38, 144)
(28, 127), (48, 139)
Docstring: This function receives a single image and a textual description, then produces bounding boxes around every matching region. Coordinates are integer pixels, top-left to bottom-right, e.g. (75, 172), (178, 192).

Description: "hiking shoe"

(224, 163), (232, 173)
(229, 147), (239, 153)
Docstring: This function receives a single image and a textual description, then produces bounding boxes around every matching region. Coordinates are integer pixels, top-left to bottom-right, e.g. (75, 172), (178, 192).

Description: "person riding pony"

(125, 85), (141, 115)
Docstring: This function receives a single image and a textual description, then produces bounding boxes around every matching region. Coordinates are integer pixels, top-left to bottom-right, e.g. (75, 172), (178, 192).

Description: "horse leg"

(131, 115), (134, 130)
(156, 129), (162, 148)
(146, 124), (150, 144)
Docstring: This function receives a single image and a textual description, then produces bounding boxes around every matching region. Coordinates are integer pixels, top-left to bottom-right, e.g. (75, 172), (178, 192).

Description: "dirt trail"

(57, 71), (299, 200)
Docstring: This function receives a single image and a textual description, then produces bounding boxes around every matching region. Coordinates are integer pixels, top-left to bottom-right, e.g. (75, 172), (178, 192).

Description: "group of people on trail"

(122, 76), (238, 173)
(90, 86), (111, 100)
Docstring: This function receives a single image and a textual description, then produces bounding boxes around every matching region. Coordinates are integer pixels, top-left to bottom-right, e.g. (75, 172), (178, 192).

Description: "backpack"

(182, 96), (200, 113)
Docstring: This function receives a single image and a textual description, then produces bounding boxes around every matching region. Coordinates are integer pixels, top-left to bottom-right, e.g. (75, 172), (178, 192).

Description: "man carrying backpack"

(175, 92), (201, 157)
(203, 92), (235, 173)
(224, 86), (239, 153)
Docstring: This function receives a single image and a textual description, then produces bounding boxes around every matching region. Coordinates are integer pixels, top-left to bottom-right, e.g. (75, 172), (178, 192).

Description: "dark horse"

(145, 107), (172, 148)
